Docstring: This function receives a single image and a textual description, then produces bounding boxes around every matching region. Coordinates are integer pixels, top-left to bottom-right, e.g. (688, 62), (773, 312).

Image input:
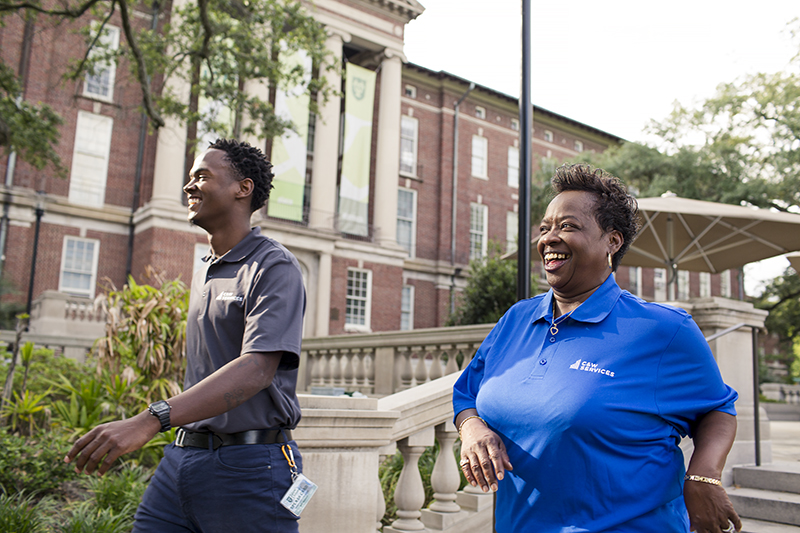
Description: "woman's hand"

(459, 417), (512, 492)
(684, 479), (741, 533)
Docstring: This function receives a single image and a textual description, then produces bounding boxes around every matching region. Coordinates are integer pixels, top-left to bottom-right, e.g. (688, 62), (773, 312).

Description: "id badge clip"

(280, 444), (317, 516)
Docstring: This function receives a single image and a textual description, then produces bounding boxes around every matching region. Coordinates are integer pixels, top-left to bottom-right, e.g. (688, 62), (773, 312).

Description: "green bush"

(84, 463), (150, 514)
(0, 431), (77, 496)
(53, 501), (134, 533)
(0, 492), (46, 533)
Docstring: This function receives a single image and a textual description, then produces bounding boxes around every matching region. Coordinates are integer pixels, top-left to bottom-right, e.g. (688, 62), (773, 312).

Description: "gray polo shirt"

(183, 227), (306, 434)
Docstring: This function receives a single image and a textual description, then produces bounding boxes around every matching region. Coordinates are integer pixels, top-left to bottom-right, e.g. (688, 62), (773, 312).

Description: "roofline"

(404, 62), (625, 143)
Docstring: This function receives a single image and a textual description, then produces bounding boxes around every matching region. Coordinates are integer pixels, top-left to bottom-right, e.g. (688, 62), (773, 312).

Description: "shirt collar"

(203, 227), (264, 264)
(532, 274), (622, 325)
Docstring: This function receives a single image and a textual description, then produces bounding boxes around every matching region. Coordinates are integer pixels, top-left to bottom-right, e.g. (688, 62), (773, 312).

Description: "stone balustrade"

(298, 324), (493, 396)
(762, 383), (800, 404)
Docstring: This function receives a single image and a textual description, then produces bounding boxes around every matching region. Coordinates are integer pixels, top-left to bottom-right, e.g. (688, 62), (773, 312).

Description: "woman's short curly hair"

(551, 163), (640, 271)
(208, 138), (274, 213)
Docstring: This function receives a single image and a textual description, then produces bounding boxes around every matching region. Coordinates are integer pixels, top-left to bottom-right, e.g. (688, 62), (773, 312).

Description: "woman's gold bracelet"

(684, 474), (721, 486)
(457, 415), (487, 439)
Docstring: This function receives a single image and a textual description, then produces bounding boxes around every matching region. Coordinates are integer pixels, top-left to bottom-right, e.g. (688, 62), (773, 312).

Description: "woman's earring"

(607, 252), (613, 269)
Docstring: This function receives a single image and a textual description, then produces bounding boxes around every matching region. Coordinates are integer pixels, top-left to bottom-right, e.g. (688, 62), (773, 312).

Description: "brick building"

(0, 0), (742, 338)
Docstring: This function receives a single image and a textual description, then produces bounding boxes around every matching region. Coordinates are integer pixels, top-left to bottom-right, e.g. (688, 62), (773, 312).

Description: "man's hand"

(64, 411), (160, 475)
(459, 417), (513, 493)
(685, 479), (742, 533)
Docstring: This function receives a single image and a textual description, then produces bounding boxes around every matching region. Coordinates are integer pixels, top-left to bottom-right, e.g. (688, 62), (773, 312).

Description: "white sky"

(403, 0), (799, 296)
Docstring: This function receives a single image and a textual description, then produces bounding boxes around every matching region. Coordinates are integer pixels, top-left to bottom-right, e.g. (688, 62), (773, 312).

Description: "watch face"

(151, 401), (169, 415)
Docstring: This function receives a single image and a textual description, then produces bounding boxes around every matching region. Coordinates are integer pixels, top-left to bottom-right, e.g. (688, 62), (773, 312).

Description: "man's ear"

(236, 178), (254, 200)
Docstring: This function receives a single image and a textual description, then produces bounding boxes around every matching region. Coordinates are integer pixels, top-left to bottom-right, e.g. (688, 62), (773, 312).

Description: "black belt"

(175, 427), (292, 450)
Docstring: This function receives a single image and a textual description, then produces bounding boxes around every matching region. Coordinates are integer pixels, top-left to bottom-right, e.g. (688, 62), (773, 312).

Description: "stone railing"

(295, 372), (493, 533)
(762, 383), (800, 404)
(298, 324), (493, 396)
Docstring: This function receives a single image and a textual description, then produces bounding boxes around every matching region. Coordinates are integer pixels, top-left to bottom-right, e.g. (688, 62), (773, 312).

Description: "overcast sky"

(403, 1), (800, 295)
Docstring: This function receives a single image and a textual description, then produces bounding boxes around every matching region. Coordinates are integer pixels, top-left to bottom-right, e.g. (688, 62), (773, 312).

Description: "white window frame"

(574, 140), (584, 152)
(511, 118), (519, 131)
(506, 211), (518, 254)
(83, 24), (120, 101)
(400, 285), (414, 331)
(396, 187), (417, 257)
(59, 236), (100, 298)
(699, 272), (711, 298)
(470, 203), (488, 261)
(720, 270), (732, 298)
(69, 111), (113, 208)
(399, 115), (419, 177)
(475, 106), (486, 119)
(471, 135), (488, 179)
(507, 146), (519, 188)
(404, 84), (417, 98)
(677, 270), (690, 300)
(544, 130), (554, 143)
(345, 268), (372, 332)
(654, 268), (667, 301)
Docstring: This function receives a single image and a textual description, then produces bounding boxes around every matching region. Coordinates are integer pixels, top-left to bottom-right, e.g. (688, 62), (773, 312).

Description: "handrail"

(704, 323), (761, 466)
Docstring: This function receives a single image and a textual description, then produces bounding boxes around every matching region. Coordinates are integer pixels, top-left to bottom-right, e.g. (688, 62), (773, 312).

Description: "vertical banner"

(338, 63), (376, 236)
(269, 50), (312, 222)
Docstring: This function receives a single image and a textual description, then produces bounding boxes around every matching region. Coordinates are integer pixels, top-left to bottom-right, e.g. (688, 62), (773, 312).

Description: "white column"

(314, 252), (332, 337)
(309, 31), (348, 232)
(372, 52), (403, 247)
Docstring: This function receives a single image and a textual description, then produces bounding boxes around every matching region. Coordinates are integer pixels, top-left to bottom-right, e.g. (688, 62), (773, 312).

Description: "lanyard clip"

(282, 444), (298, 479)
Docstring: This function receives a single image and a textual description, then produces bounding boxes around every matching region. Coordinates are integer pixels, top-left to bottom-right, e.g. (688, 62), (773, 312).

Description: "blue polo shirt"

(453, 275), (737, 532)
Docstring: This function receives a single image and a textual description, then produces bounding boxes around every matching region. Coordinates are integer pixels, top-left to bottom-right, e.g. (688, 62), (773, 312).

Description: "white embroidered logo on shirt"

(569, 358), (615, 377)
(216, 291), (243, 302)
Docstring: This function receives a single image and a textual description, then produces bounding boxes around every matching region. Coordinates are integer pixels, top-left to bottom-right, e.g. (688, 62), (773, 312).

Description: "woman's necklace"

(550, 300), (577, 336)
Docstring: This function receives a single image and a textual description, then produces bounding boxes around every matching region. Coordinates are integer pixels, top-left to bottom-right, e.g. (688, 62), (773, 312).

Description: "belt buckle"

(175, 428), (186, 448)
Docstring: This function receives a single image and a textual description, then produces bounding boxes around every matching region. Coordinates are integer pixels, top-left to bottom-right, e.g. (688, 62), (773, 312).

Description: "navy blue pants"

(133, 440), (302, 533)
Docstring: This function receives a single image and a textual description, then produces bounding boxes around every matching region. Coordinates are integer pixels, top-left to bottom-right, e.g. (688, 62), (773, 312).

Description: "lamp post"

(25, 191), (45, 318)
(517, 0), (532, 301)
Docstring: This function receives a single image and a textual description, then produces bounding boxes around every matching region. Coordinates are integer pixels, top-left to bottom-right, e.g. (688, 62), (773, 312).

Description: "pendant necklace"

(550, 300), (577, 336)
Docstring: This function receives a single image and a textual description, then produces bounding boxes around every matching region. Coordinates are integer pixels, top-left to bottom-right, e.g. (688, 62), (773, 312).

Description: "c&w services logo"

(569, 359), (615, 377)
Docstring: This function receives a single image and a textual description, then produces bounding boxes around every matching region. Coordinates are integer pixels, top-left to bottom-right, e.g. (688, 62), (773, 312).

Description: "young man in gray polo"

(66, 138), (306, 532)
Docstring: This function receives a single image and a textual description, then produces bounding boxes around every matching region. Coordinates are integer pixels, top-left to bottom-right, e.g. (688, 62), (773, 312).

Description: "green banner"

(338, 63), (376, 236)
(268, 50), (312, 222)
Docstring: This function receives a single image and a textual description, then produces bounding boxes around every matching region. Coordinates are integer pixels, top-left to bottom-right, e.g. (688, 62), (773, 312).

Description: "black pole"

(517, 0), (532, 301)
(752, 327), (761, 466)
(25, 198), (44, 317)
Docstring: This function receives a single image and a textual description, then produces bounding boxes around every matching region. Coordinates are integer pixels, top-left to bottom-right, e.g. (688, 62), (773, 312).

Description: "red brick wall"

(328, 256), (403, 334)
(131, 227), (206, 285)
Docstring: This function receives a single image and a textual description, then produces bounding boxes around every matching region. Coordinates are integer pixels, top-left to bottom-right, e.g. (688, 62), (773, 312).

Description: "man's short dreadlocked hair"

(551, 163), (640, 271)
(208, 138), (274, 213)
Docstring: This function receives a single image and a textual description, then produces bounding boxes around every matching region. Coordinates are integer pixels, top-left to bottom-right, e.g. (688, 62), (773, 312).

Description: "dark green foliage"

(753, 267), (800, 383)
(447, 243), (530, 326)
(0, 492), (46, 533)
(83, 463), (150, 514)
(0, 432), (78, 496)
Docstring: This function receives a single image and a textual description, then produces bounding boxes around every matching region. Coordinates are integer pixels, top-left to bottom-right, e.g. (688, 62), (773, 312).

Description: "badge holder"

(279, 444), (317, 516)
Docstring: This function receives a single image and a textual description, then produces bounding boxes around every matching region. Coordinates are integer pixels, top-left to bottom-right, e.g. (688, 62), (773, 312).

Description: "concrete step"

(741, 518), (800, 533)
(734, 462), (800, 495)
(727, 486), (800, 526)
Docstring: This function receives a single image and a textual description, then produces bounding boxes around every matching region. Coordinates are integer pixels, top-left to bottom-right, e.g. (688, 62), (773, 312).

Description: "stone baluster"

(364, 348), (376, 392)
(376, 448), (393, 533)
(387, 428), (434, 532)
(308, 350), (321, 387)
(331, 349), (342, 387)
(343, 348), (356, 388)
(428, 345), (443, 381)
(429, 421), (461, 512)
(413, 346), (427, 386)
(398, 346), (413, 390)
(444, 346), (459, 375)
(354, 349), (366, 390)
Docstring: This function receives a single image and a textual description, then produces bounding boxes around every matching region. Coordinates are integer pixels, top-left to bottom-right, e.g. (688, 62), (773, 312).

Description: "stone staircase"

(728, 462), (800, 532)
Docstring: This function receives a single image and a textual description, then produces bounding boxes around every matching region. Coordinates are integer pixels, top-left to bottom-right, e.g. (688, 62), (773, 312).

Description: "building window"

(400, 285), (414, 331)
(654, 268), (667, 301)
(700, 272), (711, 298)
(507, 146), (519, 188)
(346, 268), (372, 331)
(720, 270), (731, 298)
(677, 270), (690, 300)
(574, 140), (583, 152)
(59, 236), (99, 298)
(83, 24), (120, 101)
(69, 111), (113, 208)
(628, 266), (642, 297)
(396, 188), (417, 257)
(404, 84), (417, 98)
(470, 203), (488, 261)
(475, 106), (486, 119)
(506, 211), (518, 254)
(511, 118), (519, 131)
(471, 135), (488, 179)
(399, 115), (419, 176)
(544, 130), (553, 143)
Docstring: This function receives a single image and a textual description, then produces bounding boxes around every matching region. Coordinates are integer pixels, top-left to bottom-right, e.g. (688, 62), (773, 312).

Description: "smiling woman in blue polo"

(454, 164), (741, 533)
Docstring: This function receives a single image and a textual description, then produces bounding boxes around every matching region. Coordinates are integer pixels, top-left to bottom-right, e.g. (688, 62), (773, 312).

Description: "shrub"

(0, 492), (46, 533)
(0, 431), (77, 496)
(83, 463), (150, 514)
(53, 501), (135, 533)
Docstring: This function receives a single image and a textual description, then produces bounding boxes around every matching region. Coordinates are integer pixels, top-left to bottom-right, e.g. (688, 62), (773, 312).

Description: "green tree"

(447, 243), (531, 326)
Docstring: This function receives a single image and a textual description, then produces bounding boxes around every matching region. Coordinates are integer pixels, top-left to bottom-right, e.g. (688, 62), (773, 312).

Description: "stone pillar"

(309, 31), (348, 232)
(372, 52), (403, 247)
(314, 252), (332, 337)
(385, 427), (434, 532)
(295, 395), (399, 533)
(678, 297), (769, 482)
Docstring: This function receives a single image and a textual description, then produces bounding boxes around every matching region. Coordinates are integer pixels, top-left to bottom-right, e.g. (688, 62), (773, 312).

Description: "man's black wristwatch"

(148, 400), (172, 433)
